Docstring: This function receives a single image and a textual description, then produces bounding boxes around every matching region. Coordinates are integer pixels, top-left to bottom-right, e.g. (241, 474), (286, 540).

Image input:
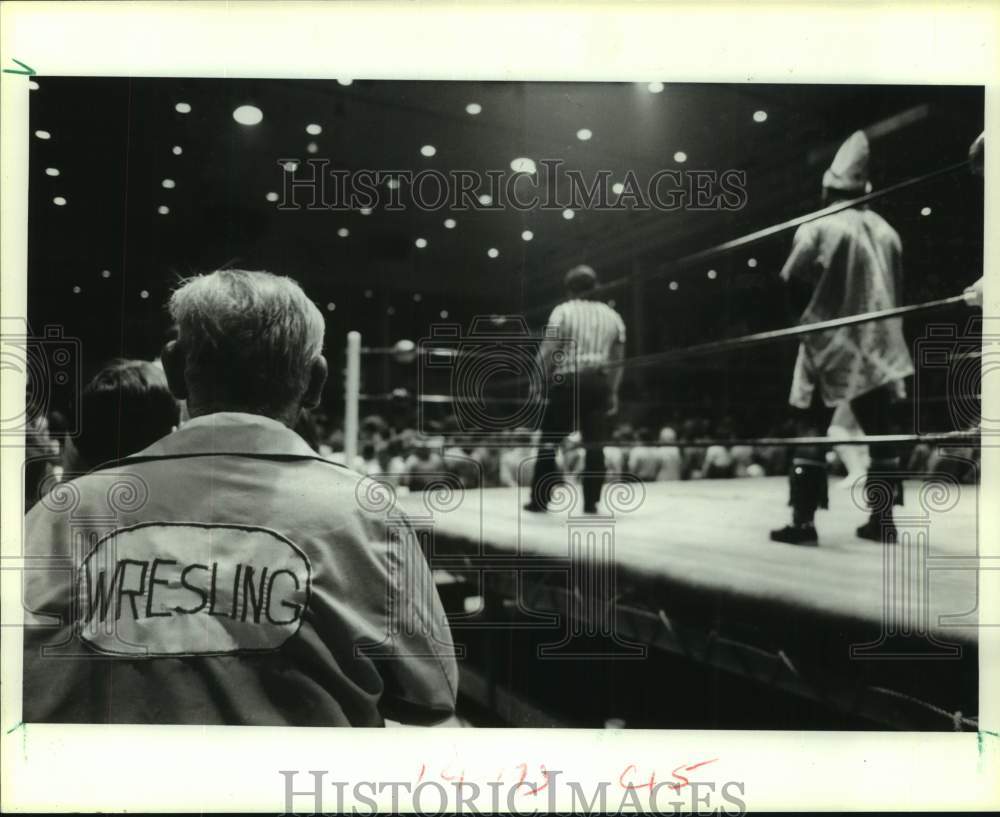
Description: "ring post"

(345, 331), (361, 469)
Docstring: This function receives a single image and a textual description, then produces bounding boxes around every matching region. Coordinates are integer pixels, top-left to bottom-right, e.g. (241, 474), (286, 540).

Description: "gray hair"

(168, 269), (325, 414)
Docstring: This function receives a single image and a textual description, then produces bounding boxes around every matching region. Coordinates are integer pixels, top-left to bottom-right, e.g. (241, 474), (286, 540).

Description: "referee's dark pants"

(529, 369), (611, 511)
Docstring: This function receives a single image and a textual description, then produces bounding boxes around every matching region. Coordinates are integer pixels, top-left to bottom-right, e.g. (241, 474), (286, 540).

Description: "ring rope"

(530, 158), (973, 314)
(601, 293), (969, 373)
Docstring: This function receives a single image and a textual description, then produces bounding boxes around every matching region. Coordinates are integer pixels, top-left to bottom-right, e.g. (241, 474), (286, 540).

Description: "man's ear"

(161, 339), (188, 400)
(301, 355), (328, 410)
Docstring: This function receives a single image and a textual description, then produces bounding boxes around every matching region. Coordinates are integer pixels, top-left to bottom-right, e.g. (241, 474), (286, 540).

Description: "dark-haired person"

(770, 131), (913, 546)
(526, 264), (626, 514)
(61, 359), (179, 474)
(23, 269), (457, 727)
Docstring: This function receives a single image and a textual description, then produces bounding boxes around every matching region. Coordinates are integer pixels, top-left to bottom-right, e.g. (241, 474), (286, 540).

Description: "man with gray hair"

(23, 269), (458, 727)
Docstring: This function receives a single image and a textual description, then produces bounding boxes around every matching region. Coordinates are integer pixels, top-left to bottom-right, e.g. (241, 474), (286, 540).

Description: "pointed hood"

(823, 130), (871, 194)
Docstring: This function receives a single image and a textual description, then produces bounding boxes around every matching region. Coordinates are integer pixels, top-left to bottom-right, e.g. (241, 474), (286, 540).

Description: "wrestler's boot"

(770, 455), (828, 546)
(855, 457), (902, 543)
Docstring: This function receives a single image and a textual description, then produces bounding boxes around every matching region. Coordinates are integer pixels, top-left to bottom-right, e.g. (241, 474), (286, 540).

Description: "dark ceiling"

(26, 78), (984, 415)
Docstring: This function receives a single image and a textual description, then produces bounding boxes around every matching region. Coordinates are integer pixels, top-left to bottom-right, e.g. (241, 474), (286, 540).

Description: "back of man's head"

(73, 359), (179, 470)
(167, 269), (325, 420)
(564, 264), (598, 298)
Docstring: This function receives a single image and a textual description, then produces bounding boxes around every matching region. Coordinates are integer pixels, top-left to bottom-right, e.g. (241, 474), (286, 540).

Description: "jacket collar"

(131, 412), (317, 459)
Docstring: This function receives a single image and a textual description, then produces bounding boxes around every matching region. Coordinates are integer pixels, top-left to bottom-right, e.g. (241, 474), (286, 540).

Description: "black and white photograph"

(2, 2), (998, 814)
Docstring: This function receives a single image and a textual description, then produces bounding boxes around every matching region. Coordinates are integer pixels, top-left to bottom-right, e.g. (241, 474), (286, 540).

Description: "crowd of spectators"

(298, 408), (980, 493)
(26, 393), (979, 512)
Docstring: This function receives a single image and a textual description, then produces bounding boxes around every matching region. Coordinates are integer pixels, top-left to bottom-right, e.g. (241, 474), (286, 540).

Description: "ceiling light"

(233, 105), (263, 126)
(72, 286), (81, 294)
(413, 293), (422, 302)
(674, 151), (687, 163)
(921, 206), (932, 216)
(306, 123), (322, 135)
(510, 157), (537, 174)
(53, 196), (66, 206)
(45, 167), (59, 176)
(337, 227), (350, 238)
(283, 161), (299, 173)
(364, 289), (373, 298)
(326, 302), (336, 312)
(747, 257), (757, 268)
(707, 269), (718, 280)
(387, 178), (400, 190)
(669, 281), (679, 291)
(465, 102), (482, 115)
(444, 218), (456, 229)
(415, 238), (428, 248)
(101, 270), (111, 279)
(360, 207), (372, 215)
(478, 194), (492, 206)
(487, 248), (499, 258)
(576, 128), (593, 141)
(647, 82), (664, 93)
(162, 178), (176, 189)
(562, 208), (575, 220)
(140, 290), (150, 299)
(158, 205), (169, 215)
(387, 306), (396, 316)
(172, 145), (183, 155)
(306, 142), (318, 154)
(612, 182), (624, 195)
(175, 102), (191, 114)
(421, 145), (437, 157)
(34, 130), (51, 140)
(521, 230), (534, 241)
(753, 110), (768, 123)
(337, 78), (353, 86)
(28, 80), (39, 91)
(439, 310), (449, 319)
(266, 191), (279, 202)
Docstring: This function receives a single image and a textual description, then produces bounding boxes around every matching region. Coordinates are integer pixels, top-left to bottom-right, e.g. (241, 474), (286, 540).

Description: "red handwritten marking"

(618, 764), (656, 790)
(524, 765), (551, 796)
(416, 764), (425, 783)
(440, 765), (465, 783)
(668, 758), (719, 792)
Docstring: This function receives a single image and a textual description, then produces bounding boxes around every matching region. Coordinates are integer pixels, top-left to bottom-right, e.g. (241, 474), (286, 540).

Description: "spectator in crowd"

(404, 434), (446, 491)
(702, 442), (734, 479)
(375, 436), (409, 486)
(730, 443), (755, 478)
(679, 418), (707, 479)
(61, 359), (180, 475)
(604, 423), (633, 482)
(653, 426), (682, 481)
(627, 427), (662, 481)
(23, 269), (457, 726)
(360, 441), (382, 476)
(24, 413), (58, 512)
(499, 428), (538, 487)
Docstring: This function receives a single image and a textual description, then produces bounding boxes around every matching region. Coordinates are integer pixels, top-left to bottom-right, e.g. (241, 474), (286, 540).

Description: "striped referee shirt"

(545, 298), (626, 376)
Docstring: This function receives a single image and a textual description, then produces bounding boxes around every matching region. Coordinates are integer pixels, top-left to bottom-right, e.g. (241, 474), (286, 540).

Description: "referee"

(526, 264), (626, 514)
